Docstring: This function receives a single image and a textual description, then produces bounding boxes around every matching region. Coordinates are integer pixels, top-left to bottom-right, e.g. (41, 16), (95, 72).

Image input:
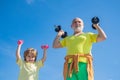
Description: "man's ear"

(71, 25), (73, 28)
(71, 25), (74, 30)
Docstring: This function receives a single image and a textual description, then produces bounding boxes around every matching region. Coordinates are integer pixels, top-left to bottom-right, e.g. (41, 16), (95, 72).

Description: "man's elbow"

(100, 36), (107, 41)
(97, 35), (107, 42)
(52, 44), (62, 48)
(103, 35), (107, 40)
(52, 45), (57, 48)
(52, 45), (56, 48)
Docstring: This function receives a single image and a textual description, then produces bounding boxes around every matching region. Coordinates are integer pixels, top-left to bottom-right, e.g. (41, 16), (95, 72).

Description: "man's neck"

(73, 31), (83, 36)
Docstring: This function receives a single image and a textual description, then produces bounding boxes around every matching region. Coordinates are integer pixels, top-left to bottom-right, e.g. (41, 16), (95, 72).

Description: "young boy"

(16, 40), (48, 80)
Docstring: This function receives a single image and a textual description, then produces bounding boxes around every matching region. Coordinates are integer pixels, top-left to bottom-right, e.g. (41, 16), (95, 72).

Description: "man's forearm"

(53, 35), (61, 48)
(96, 25), (107, 42)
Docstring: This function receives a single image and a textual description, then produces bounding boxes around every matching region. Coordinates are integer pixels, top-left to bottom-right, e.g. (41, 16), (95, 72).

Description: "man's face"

(71, 18), (84, 32)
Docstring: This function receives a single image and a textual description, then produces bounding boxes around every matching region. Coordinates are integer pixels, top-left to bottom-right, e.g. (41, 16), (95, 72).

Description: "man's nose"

(76, 22), (80, 25)
(76, 22), (79, 24)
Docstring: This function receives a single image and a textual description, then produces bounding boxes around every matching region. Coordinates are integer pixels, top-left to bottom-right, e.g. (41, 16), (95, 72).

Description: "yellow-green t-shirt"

(60, 32), (98, 63)
(17, 59), (43, 80)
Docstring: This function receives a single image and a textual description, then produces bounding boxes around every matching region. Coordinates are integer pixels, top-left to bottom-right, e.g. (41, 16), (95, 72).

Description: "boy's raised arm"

(16, 40), (23, 61)
(41, 49), (47, 63)
(16, 45), (22, 61)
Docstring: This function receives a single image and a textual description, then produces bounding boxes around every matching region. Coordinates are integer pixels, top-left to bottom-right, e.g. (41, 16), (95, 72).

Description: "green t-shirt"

(17, 59), (43, 80)
(60, 32), (97, 62)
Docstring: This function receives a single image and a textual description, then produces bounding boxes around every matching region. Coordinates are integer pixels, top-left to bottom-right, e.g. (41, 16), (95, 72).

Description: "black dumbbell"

(91, 16), (100, 29)
(54, 25), (67, 38)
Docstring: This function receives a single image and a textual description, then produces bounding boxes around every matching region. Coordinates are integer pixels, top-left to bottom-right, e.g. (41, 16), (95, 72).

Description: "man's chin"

(75, 29), (83, 32)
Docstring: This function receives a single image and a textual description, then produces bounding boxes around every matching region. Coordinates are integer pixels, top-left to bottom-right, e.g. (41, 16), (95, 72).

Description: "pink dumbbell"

(17, 40), (24, 45)
(41, 44), (49, 49)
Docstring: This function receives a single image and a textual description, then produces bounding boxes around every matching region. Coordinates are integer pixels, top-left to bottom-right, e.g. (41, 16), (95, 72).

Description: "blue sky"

(0, 0), (120, 80)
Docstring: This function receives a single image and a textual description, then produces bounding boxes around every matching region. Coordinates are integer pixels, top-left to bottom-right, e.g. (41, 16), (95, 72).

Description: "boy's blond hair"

(24, 48), (38, 61)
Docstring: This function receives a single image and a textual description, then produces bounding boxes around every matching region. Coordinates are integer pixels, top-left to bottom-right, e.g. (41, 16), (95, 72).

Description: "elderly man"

(53, 17), (107, 80)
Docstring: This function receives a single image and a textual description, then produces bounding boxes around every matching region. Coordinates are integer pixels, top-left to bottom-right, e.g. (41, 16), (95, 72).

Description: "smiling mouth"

(28, 60), (34, 62)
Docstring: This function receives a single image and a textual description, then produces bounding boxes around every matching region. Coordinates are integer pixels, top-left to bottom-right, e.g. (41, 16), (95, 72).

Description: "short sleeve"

(88, 32), (98, 43)
(36, 60), (43, 68)
(60, 38), (66, 47)
(16, 58), (23, 66)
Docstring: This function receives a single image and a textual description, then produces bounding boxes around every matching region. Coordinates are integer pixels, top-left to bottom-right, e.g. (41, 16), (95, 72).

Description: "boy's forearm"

(42, 49), (47, 63)
(43, 49), (47, 59)
(16, 45), (21, 60)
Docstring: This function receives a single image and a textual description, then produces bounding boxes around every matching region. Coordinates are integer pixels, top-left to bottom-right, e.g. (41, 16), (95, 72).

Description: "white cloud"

(26, 0), (34, 4)
(108, 78), (113, 80)
(26, 0), (47, 5)
(0, 40), (16, 59)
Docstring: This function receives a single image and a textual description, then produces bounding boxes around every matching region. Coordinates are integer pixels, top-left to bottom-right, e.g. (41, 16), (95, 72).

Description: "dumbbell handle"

(91, 17), (100, 29)
(61, 32), (67, 38)
(54, 25), (67, 38)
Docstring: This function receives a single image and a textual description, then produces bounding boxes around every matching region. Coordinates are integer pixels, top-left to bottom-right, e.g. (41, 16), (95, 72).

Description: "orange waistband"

(63, 54), (94, 80)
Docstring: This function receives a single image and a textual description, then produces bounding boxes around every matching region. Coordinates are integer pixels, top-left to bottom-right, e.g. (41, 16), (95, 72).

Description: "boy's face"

(25, 53), (36, 63)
